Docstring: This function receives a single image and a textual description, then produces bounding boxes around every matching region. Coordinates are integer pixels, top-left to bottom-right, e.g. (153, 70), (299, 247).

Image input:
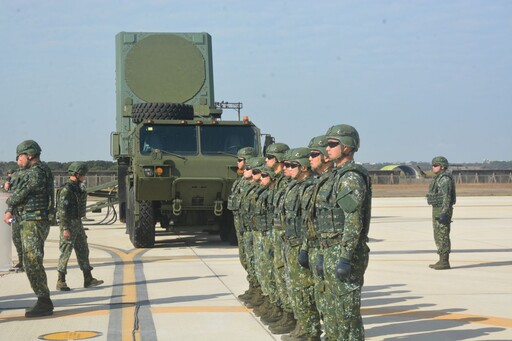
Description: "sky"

(1, 0), (511, 164)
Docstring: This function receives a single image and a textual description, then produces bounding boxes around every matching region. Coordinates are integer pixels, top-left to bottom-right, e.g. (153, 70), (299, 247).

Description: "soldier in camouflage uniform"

(324, 125), (372, 340)
(265, 144), (298, 335)
(56, 162), (104, 291)
(3, 140), (55, 317)
(426, 156), (456, 270)
(228, 147), (257, 302)
(239, 157), (266, 309)
(251, 165), (280, 321)
(280, 147), (321, 340)
(5, 167), (25, 271)
(301, 135), (337, 339)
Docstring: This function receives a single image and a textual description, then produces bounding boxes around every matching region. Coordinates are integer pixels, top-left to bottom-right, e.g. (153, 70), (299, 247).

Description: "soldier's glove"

(437, 213), (451, 225)
(316, 254), (324, 278)
(297, 250), (309, 269)
(335, 257), (351, 281)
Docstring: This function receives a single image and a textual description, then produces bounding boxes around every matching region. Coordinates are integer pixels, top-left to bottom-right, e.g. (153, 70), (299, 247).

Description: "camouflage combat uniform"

(282, 175), (321, 338)
(304, 167), (338, 339)
(228, 174), (249, 271)
(427, 169), (456, 256)
(240, 177), (261, 291)
(6, 161), (54, 298)
(270, 172), (294, 316)
(57, 179), (94, 274)
(319, 161), (371, 340)
(252, 179), (279, 308)
(8, 168), (25, 267)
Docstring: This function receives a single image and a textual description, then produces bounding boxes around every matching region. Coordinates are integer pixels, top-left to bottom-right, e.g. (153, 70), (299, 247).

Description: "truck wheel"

(132, 103), (194, 123)
(133, 200), (156, 248)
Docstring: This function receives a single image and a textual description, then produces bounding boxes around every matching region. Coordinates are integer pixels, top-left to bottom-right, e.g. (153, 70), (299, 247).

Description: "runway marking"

(363, 307), (512, 328)
(90, 244), (145, 341)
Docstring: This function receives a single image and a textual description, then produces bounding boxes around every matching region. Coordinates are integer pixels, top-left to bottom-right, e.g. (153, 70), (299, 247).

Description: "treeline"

(0, 160), (118, 176)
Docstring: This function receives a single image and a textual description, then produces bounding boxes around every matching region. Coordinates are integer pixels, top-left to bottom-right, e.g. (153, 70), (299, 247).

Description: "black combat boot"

(56, 271), (71, 291)
(25, 296), (54, 318)
(83, 270), (104, 288)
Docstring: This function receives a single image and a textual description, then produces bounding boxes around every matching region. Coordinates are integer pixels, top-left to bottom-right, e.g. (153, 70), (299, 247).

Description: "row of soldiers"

(3, 140), (103, 318)
(228, 124), (372, 341)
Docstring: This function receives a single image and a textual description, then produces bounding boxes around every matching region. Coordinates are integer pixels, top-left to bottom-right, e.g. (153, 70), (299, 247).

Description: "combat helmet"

(246, 157), (266, 170)
(68, 161), (89, 176)
(237, 147), (257, 159)
(326, 124), (360, 151)
(288, 147), (311, 168)
(432, 156), (449, 168)
(259, 166), (276, 180)
(308, 135), (328, 155)
(16, 140), (42, 156)
(265, 143), (290, 162)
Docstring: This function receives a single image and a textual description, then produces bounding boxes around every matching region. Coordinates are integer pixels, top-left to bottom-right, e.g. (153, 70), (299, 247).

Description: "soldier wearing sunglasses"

(228, 147), (257, 303)
(322, 124), (372, 341)
(239, 157), (266, 310)
(279, 148), (321, 340)
(299, 135), (338, 339)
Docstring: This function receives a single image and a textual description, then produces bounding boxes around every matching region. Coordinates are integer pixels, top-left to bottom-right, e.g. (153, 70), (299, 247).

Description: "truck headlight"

(143, 167), (154, 177)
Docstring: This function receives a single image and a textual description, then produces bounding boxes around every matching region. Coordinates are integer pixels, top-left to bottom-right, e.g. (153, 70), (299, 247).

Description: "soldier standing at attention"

(56, 162), (103, 291)
(228, 147), (257, 301)
(3, 140), (55, 317)
(426, 156), (456, 270)
(324, 125), (372, 340)
(301, 135), (337, 339)
(239, 157), (266, 309)
(281, 147), (321, 340)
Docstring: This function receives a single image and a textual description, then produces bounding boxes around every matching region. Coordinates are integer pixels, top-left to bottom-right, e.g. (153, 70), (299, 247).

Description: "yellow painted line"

(151, 306), (251, 313)
(362, 307), (512, 328)
(92, 245), (145, 341)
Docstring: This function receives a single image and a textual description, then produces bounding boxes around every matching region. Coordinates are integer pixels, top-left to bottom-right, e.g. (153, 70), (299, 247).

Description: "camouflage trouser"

(58, 222), (93, 274)
(432, 208), (452, 255)
(242, 230), (258, 287)
(20, 219), (50, 297)
(309, 245), (337, 339)
(323, 241), (369, 341)
(11, 217), (23, 260)
(273, 229), (293, 312)
(254, 230), (279, 304)
(283, 241), (321, 337)
(233, 212), (248, 271)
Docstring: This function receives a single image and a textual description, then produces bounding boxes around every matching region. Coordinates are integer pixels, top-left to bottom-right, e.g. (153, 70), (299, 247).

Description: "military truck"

(110, 32), (266, 248)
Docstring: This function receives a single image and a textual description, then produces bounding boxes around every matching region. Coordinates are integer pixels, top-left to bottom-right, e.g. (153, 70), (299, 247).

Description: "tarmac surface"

(1, 195), (511, 340)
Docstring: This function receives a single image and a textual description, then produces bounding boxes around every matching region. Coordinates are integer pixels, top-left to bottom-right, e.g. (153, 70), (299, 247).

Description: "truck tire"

(132, 103), (194, 123)
(133, 200), (156, 248)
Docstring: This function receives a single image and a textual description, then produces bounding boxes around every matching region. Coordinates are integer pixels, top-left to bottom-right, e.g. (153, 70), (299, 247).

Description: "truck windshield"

(140, 125), (197, 155)
(200, 125), (258, 155)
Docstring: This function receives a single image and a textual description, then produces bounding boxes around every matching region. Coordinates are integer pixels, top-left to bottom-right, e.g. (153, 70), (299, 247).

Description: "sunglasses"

(245, 166), (252, 171)
(283, 162), (300, 169)
(309, 151), (322, 158)
(327, 141), (340, 148)
(432, 164), (440, 167)
(237, 158), (245, 162)
(265, 155), (275, 160)
(261, 173), (269, 178)
(252, 169), (262, 175)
